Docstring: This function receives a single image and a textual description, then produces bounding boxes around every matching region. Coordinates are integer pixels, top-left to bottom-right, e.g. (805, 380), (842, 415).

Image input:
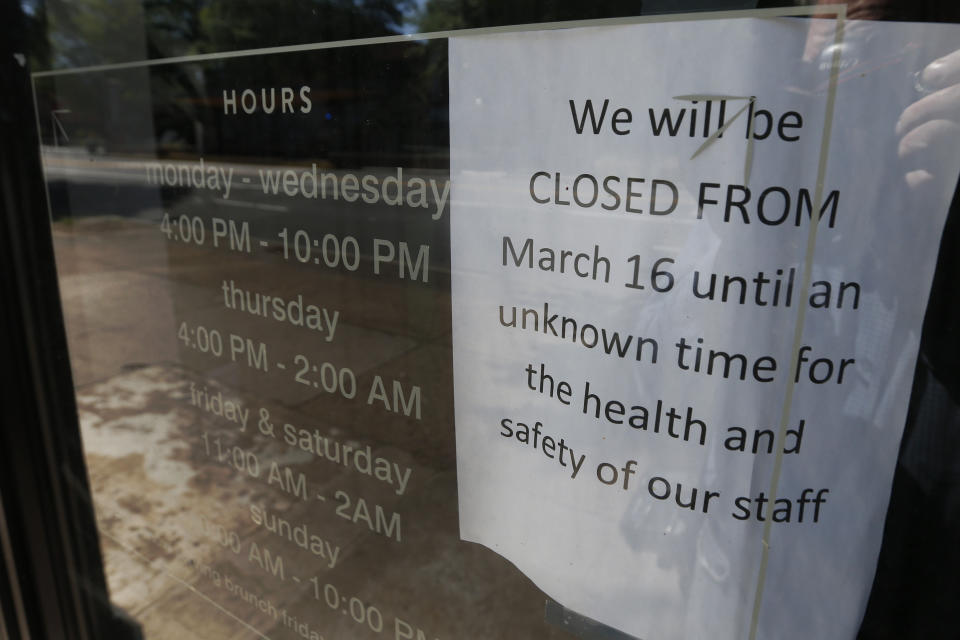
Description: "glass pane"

(26, 2), (960, 639)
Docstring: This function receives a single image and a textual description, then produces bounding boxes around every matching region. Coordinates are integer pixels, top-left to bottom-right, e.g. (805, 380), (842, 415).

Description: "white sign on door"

(450, 16), (960, 640)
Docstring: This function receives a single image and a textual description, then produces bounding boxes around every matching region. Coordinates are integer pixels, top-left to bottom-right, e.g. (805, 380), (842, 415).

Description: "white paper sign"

(450, 17), (960, 640)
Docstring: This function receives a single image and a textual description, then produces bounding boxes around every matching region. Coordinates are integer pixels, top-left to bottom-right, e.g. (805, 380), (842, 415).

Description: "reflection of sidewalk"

(53, 216), (573, 639)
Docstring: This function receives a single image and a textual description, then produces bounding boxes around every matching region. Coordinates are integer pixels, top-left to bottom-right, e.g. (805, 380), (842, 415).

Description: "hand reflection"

(896, 49), (960, 190)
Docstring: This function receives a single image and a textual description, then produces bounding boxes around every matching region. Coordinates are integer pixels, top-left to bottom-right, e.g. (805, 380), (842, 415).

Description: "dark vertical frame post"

(0, 3), (140, 639)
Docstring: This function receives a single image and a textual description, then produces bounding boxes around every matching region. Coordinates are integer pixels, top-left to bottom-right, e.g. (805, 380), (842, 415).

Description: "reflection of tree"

(45, 0), (153, 68)
(412, 0), (642, 33)
(195, 0), (410, 54)
(22, 1), (51, 71)
(41, 0), (412, 69)
(37, 0), (646, 71)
